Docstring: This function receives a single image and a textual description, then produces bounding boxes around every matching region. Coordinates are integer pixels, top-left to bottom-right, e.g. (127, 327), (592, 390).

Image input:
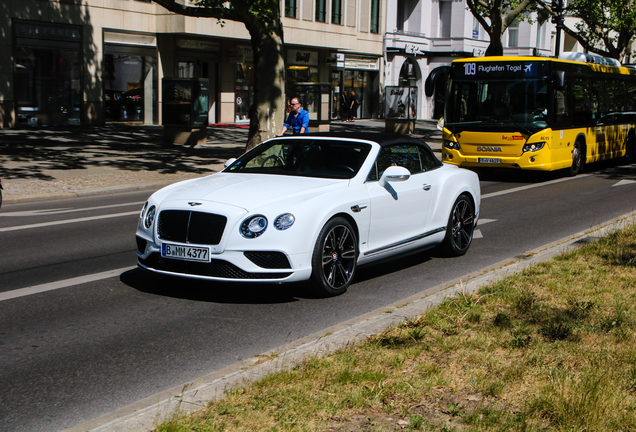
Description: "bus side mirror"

(554, 71), (565, 90)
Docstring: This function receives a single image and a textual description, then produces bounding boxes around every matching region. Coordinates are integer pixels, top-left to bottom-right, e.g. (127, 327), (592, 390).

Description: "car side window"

(419, 145), (438, 171)
(367, 144), (423, 181)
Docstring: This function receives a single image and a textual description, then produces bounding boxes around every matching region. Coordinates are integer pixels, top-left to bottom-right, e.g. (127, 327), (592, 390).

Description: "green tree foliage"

(466, 0), (537, 56)
(542, 0), (636, 62)
(152, 0), (286, 149)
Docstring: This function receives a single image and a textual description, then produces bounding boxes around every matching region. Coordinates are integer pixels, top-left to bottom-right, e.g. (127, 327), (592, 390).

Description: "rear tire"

(620, 132), (635, 164)
(310, 217), (358, 297)
(568, 140), (584, 176)
(439, 194), (475, 257)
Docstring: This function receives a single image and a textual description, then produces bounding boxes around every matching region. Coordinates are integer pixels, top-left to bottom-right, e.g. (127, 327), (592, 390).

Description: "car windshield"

(224, 139), (372, 179)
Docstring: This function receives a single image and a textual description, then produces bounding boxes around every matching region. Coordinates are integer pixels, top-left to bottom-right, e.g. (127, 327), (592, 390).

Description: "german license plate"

(161, 243), (210, 262)
(478, 158), (501, 164)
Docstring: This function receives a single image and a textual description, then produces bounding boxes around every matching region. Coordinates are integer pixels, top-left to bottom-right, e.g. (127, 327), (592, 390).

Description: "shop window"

(316, 0), (326, 22)
(178, 61), (194, 78)
(331, 0), (342, 24)
(287, 66), (319, 87)
(15, 47), (81, 127)
(235, 63), (254, 122)
(104, 52), (157, 123)
(285, 0), (297, 18)
(342, 69), (377, 120)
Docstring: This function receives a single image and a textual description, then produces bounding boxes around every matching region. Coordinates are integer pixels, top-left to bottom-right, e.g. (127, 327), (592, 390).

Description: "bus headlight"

(523, 142), (546, 152)
(444, 140), (460, 150)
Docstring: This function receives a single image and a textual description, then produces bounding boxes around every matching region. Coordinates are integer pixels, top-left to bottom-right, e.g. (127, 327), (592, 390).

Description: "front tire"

(439, 194), (475, 257)
(310, 217), (358, 297)
(568, 140), (584, 176)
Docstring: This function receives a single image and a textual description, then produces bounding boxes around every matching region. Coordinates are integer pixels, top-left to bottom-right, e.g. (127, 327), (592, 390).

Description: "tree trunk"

(485, 37), (504, 56)
(486, 0), (505, 56)
(245, 20), (286, 151)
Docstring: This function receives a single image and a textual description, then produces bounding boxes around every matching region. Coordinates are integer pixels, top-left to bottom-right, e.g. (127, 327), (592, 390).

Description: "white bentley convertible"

(136, 133), (481, 296)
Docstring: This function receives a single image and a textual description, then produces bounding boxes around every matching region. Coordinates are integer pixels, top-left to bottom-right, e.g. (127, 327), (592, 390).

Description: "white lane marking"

(473, 229), (483, 239)
(0, 202), (143, 217)
(613, 179), (636, 187)
(0, 266), (136, 302)
(0, 211), (140, 232)
(478, 218), (497, 225)
(481, 174), (592, 199)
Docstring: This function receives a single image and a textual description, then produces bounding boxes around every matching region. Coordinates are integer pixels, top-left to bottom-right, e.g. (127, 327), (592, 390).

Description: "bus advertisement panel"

(441, 56), (636, 176)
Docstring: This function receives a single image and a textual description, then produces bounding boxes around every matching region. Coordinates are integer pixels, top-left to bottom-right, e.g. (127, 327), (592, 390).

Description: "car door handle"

(423, 184), (431, 191)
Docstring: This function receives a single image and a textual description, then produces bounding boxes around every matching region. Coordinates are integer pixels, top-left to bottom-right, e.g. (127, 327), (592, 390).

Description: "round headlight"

(274, 213), (295, 230)
(240, 215), (268, 238)
(140, 201), (148, 218)
(144, 205), (156, 229)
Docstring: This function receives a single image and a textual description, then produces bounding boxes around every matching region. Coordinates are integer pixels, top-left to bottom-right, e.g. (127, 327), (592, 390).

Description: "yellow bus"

(441, 55), (636, 176)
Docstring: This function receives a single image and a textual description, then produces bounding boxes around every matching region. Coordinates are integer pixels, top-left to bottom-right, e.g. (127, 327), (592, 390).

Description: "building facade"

(0, 0), (384, 129)
(384, 0), (555, 120)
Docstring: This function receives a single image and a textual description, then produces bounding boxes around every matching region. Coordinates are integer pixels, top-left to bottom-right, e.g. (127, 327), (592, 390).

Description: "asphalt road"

(1, 161), (635, 432)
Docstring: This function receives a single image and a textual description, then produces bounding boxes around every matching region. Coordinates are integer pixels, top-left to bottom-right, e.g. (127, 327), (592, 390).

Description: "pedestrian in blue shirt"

(277, 97), (310, 135)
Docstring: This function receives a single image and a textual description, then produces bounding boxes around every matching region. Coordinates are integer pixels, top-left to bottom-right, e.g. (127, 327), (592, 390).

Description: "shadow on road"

(0, 125), (247, 181)
(120, 267), (318, 304)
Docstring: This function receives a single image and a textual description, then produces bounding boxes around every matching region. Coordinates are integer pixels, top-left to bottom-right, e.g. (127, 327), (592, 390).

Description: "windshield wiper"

(499, 116), (533, 136)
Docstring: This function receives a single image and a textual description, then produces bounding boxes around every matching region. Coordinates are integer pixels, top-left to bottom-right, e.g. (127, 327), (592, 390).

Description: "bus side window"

(572, 79), (593, 126)
(554, 82), (571, 126)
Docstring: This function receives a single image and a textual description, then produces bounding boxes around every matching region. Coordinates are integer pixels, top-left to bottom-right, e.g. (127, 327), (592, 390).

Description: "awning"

(424, 65), (450, 97)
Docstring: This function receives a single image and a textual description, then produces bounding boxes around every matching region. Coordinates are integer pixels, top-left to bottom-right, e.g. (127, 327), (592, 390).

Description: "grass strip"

(156, 224), (636, 431)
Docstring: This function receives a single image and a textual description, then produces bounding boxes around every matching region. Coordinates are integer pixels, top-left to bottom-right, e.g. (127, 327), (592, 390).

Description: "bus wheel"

(621, 132), (635, 164)
(568, 141), (584, 177)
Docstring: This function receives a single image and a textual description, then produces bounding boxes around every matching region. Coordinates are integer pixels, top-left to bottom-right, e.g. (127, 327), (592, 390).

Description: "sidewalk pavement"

(0, 119), (442, 205)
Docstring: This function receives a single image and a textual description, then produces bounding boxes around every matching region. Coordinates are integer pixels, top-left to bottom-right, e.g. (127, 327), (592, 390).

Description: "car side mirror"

(378, 166), (411, 188)
(224, 158), (237, 168)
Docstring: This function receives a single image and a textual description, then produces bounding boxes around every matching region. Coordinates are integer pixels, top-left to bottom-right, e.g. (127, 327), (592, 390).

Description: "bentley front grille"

(158, 210), (227, 245)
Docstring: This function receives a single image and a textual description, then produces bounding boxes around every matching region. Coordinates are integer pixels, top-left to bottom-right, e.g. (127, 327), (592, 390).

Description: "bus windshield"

(445, 78), (550, 134)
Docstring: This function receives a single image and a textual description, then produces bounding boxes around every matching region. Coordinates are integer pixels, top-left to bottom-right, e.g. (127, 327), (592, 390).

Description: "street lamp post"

(552, 0), (565, 57)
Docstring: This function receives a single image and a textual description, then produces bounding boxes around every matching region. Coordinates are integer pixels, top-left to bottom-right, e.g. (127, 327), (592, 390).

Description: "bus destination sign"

(454, 61), (547, 79)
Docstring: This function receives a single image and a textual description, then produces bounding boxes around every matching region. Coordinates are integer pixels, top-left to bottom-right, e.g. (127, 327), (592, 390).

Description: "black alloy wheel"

(439, 194), (475, 257)
(310, 217), (358, 296)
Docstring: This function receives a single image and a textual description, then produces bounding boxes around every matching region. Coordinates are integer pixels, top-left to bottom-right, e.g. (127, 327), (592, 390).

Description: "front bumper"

(136, 236), (313, 283)
(442, 148), (553, 171)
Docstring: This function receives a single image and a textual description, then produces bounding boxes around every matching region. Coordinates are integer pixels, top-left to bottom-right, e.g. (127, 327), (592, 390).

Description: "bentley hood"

(155, 173), (345, 211)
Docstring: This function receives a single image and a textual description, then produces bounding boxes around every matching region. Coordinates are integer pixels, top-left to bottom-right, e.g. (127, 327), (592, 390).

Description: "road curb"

(63, 210), (636, 432)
